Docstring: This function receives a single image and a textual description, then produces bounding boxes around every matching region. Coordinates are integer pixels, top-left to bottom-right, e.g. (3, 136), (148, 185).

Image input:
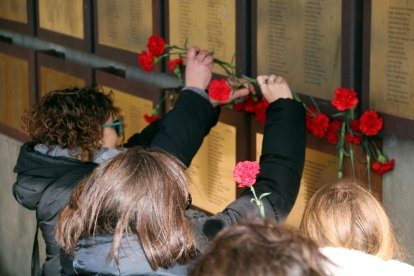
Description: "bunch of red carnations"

(305, 87), (394, 189)
(138, 35), (269, 123)
(138, 35), (395, 186)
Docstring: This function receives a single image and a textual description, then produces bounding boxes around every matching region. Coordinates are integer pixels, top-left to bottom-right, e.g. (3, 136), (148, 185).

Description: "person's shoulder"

(321, 247), (414, 276)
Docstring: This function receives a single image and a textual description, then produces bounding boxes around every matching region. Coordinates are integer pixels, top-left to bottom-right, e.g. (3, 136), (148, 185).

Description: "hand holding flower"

(208, 78), (252, 107)
(185, 47), (214, 91)
(257, 74), (292, 103)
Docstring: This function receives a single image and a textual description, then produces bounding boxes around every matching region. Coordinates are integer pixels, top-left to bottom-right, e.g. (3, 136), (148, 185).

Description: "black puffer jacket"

(13, 89), (220, 276)
(13, 145), (97, 275)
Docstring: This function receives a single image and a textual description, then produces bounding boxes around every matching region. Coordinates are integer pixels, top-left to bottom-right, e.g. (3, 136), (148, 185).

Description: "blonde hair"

(299, 179), (402, 260)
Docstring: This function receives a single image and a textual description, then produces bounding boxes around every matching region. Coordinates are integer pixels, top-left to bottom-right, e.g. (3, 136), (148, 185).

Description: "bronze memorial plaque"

(369, 0), (414, 120)
(97, 0), (153, 53)
(168, 0), (236, 75)
(38, 0), (84, 39)
(0, 53), (30, 132)
(0, 0), (27, 24)
(95, 70), (162, 141)
(256, 0), (342, 100)
(188, 121), (237, 214)
(39, 67), (85, 97)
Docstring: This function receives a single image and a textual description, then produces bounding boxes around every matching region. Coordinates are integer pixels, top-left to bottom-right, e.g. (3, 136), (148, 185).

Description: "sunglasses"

(185, 193), (192, 210)
(101, 119), (123, 136)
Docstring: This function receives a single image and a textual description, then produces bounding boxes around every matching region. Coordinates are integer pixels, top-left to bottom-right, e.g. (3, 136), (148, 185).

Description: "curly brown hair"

(22, 87), (122, 162)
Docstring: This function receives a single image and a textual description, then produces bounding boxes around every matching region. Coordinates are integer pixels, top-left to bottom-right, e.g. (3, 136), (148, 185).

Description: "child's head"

(56, 147), (196, 270)
(299, 180), (401, 260)
(190, 219), (329, 276)
(22, 87), (122, 161)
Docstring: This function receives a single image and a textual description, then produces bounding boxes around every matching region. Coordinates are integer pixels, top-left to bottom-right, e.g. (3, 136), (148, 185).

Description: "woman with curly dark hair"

(21, 87), (124, 162)
(13, 87), (157, 276)
(13, 46), (247, 276)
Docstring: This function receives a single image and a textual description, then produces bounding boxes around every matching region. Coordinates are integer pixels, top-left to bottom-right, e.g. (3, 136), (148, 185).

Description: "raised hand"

(185, 46), (214, 91)
(256, 74), (292, 103)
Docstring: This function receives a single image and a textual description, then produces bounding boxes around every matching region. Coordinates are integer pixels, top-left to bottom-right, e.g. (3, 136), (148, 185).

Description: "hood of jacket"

(72, 234), (188, 276)
(321, 247), (414, 276)
(12, 142), (96, 219)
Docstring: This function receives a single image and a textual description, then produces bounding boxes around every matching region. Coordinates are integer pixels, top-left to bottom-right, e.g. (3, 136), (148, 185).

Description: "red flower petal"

(146, 34), (165, 57)
(359, 110), (383, 136)
(144, 114), (161, 123)
(208, 78), (232, 102)
(331, 87), (359, 111)
(372, 159), (395, 175)
(138, 50), (154, 73)
(233, 161), (260, 188)
(167, 58), (183, 72)
(326, 120), (341, 145)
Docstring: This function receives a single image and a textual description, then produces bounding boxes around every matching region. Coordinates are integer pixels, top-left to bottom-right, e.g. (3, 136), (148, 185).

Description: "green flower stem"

(166, 45), (187, 51)
(151, 96), (166, 115)
(250, 186), (265, 219)
(348, 108), (355, 121)
(366, 154), (372, 193)
(349, 143), (355, 180)
(337, 122), (346, 179)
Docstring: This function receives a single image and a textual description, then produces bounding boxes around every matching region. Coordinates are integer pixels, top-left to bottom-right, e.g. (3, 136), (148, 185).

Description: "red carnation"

(233, 161), (260, 188)
(326, 120), (341, 145)
(244, 97), (258, 113)
(331, 87), (358, 111)
(305, 107), (318, 132)
(359, 110), (383, 136)
(254, 99), (269, 125)
(306, 107), (329, 137)
(372, 159), (395, 175)
(144, 113), (161, 123)
(138, 50), (154, 73)
(208, 78), (232, 102)
(346, 119), (363, 144)
(167, 58), (183, 72)
(146, 34), (165, 57)
(234, 96), (257, 113)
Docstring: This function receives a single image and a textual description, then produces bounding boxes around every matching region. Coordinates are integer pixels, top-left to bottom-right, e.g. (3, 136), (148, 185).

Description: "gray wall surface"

(383, 135), (414, 264)
(0, 134), (45, 276)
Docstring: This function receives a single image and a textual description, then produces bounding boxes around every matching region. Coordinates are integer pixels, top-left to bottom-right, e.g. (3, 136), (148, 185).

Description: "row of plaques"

(0, 41), (381, 227)
(1, 0), (413, 137)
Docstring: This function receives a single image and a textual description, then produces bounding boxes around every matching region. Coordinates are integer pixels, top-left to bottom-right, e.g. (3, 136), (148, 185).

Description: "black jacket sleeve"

(251, 98), (305, 219)
(190, 98), (305, 247)
(150, 89), (220, 167)
(122, 119), (163, 148)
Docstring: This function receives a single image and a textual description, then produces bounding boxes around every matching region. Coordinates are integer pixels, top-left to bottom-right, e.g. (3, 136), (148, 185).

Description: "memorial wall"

(1, 0), (412, 225)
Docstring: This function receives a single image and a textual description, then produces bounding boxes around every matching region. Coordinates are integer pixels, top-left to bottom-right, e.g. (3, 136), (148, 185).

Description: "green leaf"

(332, 112), (346, 118)
(259, 192), (271, 199)
(241, 75), (257, 83)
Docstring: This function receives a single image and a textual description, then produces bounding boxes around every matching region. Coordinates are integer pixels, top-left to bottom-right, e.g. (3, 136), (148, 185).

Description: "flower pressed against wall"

(137, 35), (395, 189)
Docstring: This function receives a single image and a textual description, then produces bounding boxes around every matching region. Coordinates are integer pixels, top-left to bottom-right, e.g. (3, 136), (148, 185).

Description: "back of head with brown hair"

(299, 179), (402, 260)
(21, 87), (122, 162)
(189, 219), (330, 276)
(56, 147), (196, 270)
